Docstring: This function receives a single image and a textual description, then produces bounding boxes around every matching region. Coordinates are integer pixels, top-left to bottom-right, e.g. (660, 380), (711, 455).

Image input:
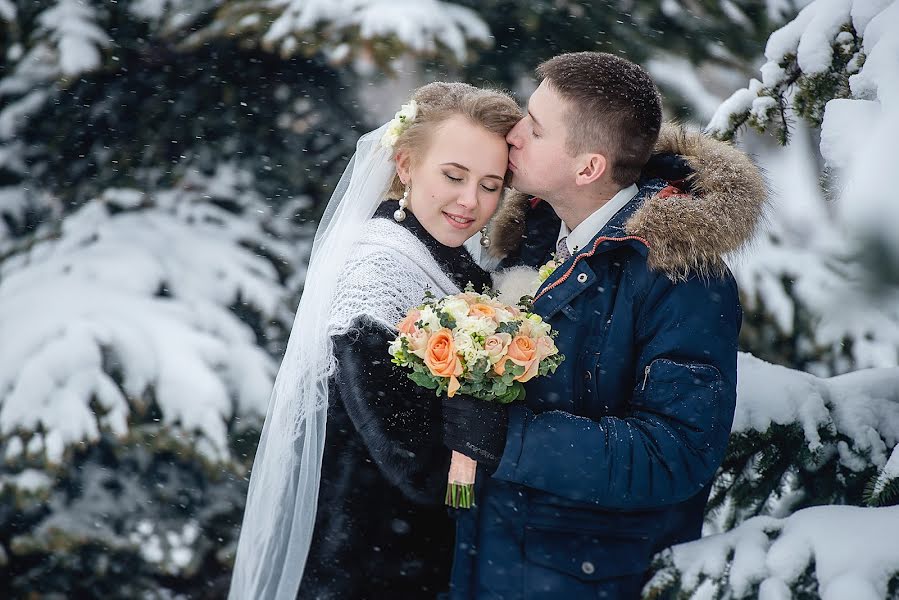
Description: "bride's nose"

(457, 184), (478, 210)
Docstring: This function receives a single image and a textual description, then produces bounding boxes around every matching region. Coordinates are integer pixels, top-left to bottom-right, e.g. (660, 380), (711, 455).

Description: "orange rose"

(468, 303), (497, 321)
(424, 328), (464, 396)
(522, 335), (558, 381)
(495, 335), (539, 381)
(397, 309), (421, 335)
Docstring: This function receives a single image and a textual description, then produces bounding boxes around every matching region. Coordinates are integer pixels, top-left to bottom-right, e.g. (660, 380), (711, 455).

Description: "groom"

(440, 52), (764, 598)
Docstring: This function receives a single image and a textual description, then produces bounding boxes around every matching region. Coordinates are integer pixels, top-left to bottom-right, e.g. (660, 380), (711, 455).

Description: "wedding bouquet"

(388, 285), (564, 508)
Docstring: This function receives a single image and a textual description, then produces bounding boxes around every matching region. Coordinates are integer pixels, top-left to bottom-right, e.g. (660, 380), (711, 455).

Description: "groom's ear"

(395, 150), (413, 185)
(574, 153), (607, 187)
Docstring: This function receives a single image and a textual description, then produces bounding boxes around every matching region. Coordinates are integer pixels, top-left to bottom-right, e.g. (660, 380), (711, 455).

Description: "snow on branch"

(648, 355), (899, 598)
(0, 168), (305, 467)
(868, 445), (899, 507)
(733, 195), (899, 372)
(0, 0), (15, 22)
(713, 0), (899, 362)
(707, 0), (892, 143)
(709, 354), (899, 530)
(197, 0), (491, 70)
(647, 504), (899, 600)
(36, 0), (111, 77)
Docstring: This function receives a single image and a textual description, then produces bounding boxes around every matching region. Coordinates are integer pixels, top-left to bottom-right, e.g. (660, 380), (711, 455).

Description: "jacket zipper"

(640, 358), (723, 391)
(533, 234), (650, 302)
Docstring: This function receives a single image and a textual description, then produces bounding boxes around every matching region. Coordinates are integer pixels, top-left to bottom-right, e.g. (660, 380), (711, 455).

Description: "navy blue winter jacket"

(449, 125), (766, 599)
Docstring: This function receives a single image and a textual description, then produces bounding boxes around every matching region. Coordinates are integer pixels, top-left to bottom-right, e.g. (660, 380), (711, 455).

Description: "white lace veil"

(229, 123), (395, 599)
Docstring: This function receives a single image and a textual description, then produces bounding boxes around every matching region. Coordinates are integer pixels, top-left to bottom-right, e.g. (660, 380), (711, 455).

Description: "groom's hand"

(441, 395), (508, 475)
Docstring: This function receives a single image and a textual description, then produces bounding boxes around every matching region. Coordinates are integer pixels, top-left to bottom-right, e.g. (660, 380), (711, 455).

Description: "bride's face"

(398, 115), (509, 248)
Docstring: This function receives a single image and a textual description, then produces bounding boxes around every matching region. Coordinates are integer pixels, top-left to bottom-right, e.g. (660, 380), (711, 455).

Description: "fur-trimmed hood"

(488, 123), (767, 280)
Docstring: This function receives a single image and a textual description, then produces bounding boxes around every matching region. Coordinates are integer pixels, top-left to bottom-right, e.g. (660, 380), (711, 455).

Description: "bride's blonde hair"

(386, 82), (522, 199)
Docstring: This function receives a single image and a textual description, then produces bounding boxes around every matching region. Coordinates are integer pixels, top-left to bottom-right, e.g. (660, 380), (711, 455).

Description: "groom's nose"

(506, 121), (523, 148)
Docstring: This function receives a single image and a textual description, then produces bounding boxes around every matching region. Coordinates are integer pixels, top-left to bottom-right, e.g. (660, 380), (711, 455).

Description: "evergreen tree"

(649, 1), (899, 596)
(4, 0), (897, 596)
(706, 0), (899, 376)
(0, 0), (490, 595)
(454, 0), (797, 116)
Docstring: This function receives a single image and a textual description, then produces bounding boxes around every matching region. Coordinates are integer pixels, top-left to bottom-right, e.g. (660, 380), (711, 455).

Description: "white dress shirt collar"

(557, 183), (638, 255)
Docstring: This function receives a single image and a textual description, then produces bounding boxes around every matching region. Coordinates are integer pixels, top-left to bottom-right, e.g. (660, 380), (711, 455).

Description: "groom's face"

(505, 81), (578, 199)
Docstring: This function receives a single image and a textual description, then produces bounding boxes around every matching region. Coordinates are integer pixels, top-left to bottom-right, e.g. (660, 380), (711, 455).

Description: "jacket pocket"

(523, 524), (652, 582)
(634, 357), (723, 434)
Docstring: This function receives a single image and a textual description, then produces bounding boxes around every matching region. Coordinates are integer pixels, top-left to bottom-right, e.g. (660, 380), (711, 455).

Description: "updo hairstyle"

(386, 82), (522, 199)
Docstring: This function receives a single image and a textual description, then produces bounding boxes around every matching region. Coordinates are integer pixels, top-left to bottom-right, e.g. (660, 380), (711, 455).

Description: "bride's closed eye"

(444, 173), (499, 193)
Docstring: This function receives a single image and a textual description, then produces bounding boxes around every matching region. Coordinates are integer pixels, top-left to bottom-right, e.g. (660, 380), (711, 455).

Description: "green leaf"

(518, 295), (535, 312)
(497, 321), (520, 336)
(408, 371), (438, 389)
(438, 311), (457, 329)
(497, 381), (524, 404)
(469, 358), (490, 378)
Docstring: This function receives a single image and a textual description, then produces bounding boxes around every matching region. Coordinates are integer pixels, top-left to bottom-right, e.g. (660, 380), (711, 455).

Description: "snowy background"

(1, 0), (898, 597)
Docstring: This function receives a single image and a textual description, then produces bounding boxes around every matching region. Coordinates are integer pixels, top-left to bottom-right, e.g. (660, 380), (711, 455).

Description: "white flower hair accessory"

(380, 100), (418, 149)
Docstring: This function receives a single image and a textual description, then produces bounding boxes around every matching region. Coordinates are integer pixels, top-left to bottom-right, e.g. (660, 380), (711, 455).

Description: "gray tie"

(556, 236), (572, 263)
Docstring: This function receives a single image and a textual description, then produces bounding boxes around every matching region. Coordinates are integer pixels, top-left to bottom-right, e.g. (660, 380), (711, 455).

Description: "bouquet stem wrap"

(446, 450), (477, 508)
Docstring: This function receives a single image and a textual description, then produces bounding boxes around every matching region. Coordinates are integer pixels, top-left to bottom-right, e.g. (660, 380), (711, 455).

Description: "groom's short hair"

(536, 52), (662, 187)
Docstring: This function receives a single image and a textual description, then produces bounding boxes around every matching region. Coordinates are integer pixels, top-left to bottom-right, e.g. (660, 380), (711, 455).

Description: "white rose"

(442, 297), (470, 322)
(493, 307), (514, 324)
(380, 100), (418, 149)
(418, 306), (443, 331)
(457, 314), (496, 338)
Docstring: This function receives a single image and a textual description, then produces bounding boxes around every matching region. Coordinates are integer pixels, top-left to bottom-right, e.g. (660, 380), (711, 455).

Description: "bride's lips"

(443, 211), (475, 230)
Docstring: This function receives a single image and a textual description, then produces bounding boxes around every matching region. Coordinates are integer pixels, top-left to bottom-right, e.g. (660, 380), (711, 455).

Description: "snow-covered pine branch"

(0, 165), (307, 468)
(647, 504), (899, 600)
(707, 0), (892, 143)
(709, 354), (899, 531)
(707, 0), (899, 257)
(0, 0), (14, 21)
(195, 0), (491, 71)
(0, 165), (308, 589)
(36, 0), (111, 77)
(868, 445), (899, 507)
(647, 355), (899, 599)
(706, 0), (899, 371)
(731, 156), (899, 373)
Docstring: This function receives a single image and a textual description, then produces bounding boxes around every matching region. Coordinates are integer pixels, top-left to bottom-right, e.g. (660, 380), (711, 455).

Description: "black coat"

(299, 202), (491, 599)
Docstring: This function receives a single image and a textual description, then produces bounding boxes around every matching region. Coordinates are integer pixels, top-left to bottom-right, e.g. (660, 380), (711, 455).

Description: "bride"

(229, 82), (522, 599)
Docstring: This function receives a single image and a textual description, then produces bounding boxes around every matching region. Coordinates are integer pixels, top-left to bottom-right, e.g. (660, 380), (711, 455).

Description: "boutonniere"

(532, 251), (569, 296)
(536, 258), (560, 284)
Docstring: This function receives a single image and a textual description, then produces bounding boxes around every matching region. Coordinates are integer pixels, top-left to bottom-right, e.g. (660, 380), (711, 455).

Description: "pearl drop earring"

(480, 226), (491, 247)
(394, 185), (409, 222)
